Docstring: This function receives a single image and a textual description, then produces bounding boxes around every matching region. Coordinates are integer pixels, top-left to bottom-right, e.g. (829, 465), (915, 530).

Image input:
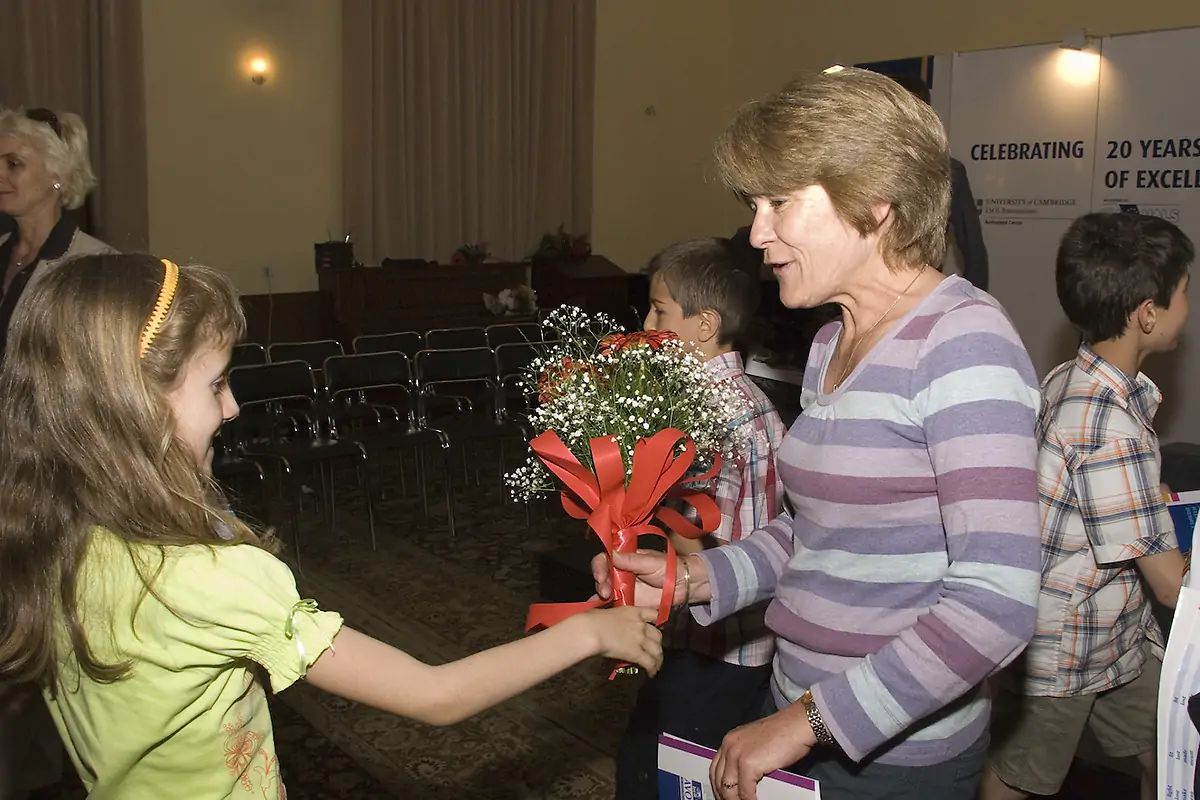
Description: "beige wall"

(141, 1), (1200, 288)
(142, 0), (341, 295)
(591, 0), (743, 273)
(592, 0), (1200, 271)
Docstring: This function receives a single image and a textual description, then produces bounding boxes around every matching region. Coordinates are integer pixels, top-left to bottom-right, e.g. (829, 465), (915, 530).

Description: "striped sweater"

(692, 276), (1042, 766)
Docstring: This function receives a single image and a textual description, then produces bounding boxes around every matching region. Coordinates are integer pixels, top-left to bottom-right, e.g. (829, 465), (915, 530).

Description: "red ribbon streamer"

(524, 428), (723, 659)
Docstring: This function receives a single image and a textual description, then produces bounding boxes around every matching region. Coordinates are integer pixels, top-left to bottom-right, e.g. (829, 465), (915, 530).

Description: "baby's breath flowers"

(506, 306), (751, 501)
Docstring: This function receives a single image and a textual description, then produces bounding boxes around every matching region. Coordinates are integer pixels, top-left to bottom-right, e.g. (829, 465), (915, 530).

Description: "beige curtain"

(0, 0), (149, 252)
(343, 0), (596, 265)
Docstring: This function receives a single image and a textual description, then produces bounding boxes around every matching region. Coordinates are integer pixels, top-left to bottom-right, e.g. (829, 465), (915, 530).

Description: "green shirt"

(44, 530), (343, 799)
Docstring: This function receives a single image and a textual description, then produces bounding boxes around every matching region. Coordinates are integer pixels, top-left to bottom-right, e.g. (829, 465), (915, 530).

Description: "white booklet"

(657, 733), (822, 799)
(1158, 585), (1200, 800)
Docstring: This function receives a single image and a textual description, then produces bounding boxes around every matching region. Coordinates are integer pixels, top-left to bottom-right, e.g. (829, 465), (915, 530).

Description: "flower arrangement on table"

(506, 306), (750, 674)
(529, 224), (591, 263)
(451, 240), (491, 265)
(483, 285), (538, 316)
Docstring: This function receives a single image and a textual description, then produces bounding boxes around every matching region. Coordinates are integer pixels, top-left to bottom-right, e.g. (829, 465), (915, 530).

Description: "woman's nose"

(749, 211), (773, 250)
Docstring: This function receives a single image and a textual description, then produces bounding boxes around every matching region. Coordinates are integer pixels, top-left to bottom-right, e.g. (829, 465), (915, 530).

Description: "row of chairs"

(215, 344), (543, 568)
(231, 339), (542, 411)
(231, 323), (548, 371)
(215, 312), (643, 561)
(231, 303), (645, 372)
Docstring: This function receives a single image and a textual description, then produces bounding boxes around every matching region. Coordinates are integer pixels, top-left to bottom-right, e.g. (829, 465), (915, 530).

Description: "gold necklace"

(832, 267), (926, 391)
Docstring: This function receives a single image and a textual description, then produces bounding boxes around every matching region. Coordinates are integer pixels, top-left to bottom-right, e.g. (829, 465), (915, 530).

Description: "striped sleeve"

(809, 301), (1042, 761)
(692, 512), (795, 625)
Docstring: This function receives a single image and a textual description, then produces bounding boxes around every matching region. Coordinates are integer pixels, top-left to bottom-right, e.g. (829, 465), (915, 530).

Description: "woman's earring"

(52, 182), (61, 191)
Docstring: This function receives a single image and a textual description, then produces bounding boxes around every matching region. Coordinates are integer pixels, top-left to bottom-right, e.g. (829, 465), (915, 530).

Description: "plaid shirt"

(1024, 345), (1177, 697)
(664, 351), (786, 667)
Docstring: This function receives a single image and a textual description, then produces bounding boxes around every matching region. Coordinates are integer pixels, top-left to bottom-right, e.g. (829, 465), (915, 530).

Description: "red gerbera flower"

(538, 356), (585, 403)
(598, 330), (678, 356)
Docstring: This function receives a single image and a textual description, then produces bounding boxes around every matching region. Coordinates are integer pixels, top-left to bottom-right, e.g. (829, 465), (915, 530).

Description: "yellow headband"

(138, 258), (180, 358)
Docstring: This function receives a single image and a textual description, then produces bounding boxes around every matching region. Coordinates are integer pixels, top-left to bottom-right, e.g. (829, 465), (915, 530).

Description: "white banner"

(1089, 28), (1200, 446)
(948, 44), (1101, 382)
(948, 29), (1200, 443)
(950, 44), (1098, 223)
(1091, 28), (1200, 227)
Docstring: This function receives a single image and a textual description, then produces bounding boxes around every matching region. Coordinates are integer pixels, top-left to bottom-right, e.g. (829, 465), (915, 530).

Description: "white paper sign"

(657, 733), (821, 799)
(1158, 585), (1200, 800)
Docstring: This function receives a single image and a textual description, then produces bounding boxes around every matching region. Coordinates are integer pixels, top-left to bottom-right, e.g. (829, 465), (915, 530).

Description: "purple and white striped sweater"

(693, 276), (1042, 766)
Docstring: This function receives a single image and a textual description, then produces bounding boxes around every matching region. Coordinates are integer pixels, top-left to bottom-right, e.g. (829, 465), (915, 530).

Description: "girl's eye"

(769, 198), (786, 210)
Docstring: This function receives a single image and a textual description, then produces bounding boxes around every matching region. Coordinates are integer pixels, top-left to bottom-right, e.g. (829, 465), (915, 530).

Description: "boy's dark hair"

(890, 73), (932, 105)
(646, 237), (760, 346)
(1056, 212), (1193, 344)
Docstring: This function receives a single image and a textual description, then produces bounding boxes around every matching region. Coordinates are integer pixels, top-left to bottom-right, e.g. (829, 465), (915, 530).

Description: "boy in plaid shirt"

(615, 237), (787, 800)
(982, 212), (1191, 800)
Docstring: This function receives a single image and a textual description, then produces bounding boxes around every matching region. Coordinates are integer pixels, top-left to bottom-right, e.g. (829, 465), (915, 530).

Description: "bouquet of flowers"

(507, 307), (751, 664)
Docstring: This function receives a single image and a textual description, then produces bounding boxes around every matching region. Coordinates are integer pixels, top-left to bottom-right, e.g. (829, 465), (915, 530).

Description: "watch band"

(801, 690), (836, 746)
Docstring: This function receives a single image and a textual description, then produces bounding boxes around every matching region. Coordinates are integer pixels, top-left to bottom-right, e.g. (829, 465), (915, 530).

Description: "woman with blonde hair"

(0, 104), (112, 799)
(595, 67), (1043, 799)
(0, 253), (663, 798)
(0, 107), (112, 357)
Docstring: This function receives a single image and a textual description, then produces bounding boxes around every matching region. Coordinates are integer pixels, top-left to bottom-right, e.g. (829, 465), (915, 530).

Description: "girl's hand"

(580, 605), (663, 675)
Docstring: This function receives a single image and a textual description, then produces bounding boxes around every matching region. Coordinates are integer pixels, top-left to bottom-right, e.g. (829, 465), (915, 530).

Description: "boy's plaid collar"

(706, 350), (744, 377)
(1074, 344), (1161, 425)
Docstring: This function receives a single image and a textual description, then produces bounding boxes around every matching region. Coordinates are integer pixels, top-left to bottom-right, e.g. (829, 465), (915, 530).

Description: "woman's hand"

(710, 702), (817, 799)
(577, 605), (663, 675)
(592, 549), (711, 608)
(591, 549), (668, 607)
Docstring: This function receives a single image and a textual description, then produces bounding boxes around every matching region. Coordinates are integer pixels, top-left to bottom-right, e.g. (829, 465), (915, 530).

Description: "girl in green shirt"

(0, 254), (663, 799)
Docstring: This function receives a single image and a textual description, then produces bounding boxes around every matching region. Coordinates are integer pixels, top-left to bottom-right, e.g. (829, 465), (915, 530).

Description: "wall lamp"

(1060, 28), (1098, 52)
(248, 56), (270, 85)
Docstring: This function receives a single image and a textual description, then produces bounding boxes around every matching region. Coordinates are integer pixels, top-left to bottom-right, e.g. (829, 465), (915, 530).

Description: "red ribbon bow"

(524, 427), (723, 641)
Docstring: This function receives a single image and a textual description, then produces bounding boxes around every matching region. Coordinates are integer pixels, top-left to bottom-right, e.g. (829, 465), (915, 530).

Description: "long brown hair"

(0, 254), (274, 686)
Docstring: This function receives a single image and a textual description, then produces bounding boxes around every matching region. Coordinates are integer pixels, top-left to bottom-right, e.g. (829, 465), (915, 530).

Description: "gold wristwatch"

(800, 690), (835, 746)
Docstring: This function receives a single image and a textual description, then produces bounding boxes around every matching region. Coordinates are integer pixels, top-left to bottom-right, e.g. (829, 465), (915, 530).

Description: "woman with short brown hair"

(597, 67), (1043, 800)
